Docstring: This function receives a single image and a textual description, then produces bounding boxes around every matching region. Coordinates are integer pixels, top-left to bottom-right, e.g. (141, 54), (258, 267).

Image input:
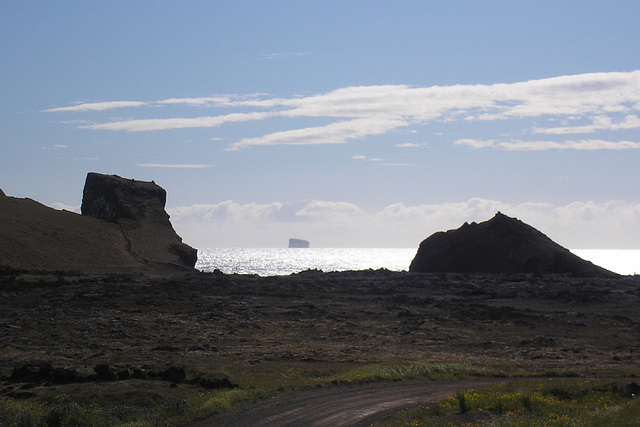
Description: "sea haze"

(196, 248), (639, 276)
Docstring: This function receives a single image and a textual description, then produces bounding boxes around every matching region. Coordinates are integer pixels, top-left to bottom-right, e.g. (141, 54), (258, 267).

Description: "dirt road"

(190, 379), (507, 427)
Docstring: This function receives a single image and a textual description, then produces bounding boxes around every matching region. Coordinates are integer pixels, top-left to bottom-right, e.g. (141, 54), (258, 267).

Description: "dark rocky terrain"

(0, 173), (196, 275)
(1, 268), (638, 396)
(410, 212), (615, 277)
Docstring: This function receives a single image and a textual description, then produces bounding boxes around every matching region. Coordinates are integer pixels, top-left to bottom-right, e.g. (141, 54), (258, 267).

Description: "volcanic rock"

(82, 173), (167, 223)
(81, 173), (197, 269)
(158, 366), (186, 383)
(409, 212), (616, 277)
(94, 364), (118, 381)
(289, 238), (310, 248)
(0, 173), (196, 274)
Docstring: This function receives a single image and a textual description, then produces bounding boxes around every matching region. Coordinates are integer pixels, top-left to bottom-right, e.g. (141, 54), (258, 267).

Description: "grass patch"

(0, 363), (488, 426)
(0, 388), (263, 427)
(5, 363), (628, 426)
(378, 378), (640, 426)
(332, 363), (490, 383)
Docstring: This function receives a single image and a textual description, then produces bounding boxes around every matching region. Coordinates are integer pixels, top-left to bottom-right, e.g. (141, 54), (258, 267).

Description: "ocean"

(196, 248), (640, 276)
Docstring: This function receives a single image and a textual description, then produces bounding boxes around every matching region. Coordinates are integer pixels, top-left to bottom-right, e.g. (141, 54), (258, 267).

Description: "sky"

(2, 1), (640, 249)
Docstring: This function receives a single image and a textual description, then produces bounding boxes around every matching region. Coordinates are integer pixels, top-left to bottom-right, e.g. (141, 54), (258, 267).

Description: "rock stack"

(289, 238), (310, 248)
(0, 173), (197, 274)
(81, 173), (197, 269)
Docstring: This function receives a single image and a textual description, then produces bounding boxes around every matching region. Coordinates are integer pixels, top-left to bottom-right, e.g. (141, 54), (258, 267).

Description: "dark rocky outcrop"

(82, 173), (167, 223)
(7, 362), (237, 389)
(289, 238), (310, 248)
(94, 363), (118, 381)
(81, 173), (197, 269)
(409, 212), (616, 277)
(0, 173), (196, 274)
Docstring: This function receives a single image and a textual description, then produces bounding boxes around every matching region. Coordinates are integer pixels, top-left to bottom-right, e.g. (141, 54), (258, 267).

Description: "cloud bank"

(45, 70), (640, 151)
(168, 198), (640, 249)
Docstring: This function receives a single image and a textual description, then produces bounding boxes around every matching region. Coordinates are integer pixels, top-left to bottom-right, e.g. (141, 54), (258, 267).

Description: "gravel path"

(190, 379), (507, 427)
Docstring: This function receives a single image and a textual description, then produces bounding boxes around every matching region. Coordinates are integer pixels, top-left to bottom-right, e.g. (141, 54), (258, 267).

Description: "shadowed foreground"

(1, 268), (639, 425)
(191, 379), (507, 426)
(2, 269), (638, 379)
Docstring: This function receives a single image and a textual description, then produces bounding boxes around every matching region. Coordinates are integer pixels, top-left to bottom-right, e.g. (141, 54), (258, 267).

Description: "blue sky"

(2, 1), (640, 248)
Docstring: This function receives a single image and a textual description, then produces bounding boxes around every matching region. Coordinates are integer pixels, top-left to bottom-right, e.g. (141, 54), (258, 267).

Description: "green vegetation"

(332, 363), (490, 383)
(0, 388), (262, 427)
(1, 365), (637, 426)
(379, 379), (640, 426)
(0, 363), (484, 426)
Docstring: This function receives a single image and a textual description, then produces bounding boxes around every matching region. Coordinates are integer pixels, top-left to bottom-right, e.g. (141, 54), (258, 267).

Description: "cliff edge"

(409, 212), (616, 277)
(0, 173), (197, 274)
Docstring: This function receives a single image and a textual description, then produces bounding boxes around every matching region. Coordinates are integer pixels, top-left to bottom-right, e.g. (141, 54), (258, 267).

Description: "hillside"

(0, 173), (196, 275)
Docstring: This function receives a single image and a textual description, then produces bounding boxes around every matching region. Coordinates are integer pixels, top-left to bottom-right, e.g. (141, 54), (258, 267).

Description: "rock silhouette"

(82, 173), (197, 269)
(409, 212), (616, 277)
(0, 173), (196, 274)
(289, 238), (310, 248)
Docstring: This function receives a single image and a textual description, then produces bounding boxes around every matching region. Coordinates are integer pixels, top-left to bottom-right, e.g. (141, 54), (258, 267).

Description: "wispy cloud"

(227, 117), (408, 150)
(41, 144), (68, 150)
(43, 101), (146, 112)
(454, 139), (497, 149)
(535, 114), (640, 134)
(83, 112), (274, 131)
(395, 142), (428, 148)
(258, 52), (310, 61)
(455, 138), (640, 151)
(136, 163), (215, 168)
(46, 70), (640, 150)
(351, 154), (411, 166)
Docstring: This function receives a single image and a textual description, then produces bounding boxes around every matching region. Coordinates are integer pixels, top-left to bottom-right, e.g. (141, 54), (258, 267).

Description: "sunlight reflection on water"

(571, 249), (640, 276)
(196, 248), (639, 276)
(196, 248), (416, 276)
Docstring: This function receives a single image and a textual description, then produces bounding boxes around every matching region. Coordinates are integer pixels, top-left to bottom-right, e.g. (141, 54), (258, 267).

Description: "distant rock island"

(409, 212), (616, 277)
(0, 173), (197, 274)
(289, 238), (310, 248)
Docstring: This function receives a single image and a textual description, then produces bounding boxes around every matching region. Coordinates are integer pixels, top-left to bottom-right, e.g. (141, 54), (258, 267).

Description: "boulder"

(94, 364), (118, 381)
(409, 212), (616, 277)
(9, 363), (81, 384)
(158, 366), (186, 383)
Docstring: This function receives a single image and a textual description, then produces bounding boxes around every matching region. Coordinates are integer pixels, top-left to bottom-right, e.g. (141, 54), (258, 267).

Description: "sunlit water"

(571, 249), (640, 276)
(196, 248), (417, 276)
(196, 248), (639, 276)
